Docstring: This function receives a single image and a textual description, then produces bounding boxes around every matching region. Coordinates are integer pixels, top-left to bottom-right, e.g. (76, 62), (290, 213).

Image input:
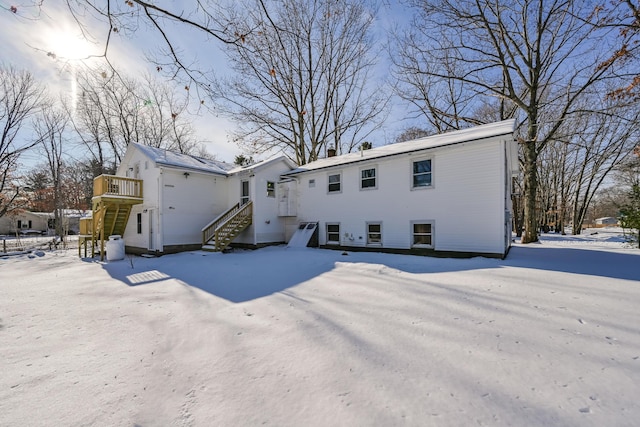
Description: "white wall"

(160, 169), (229, 247)
(293, 137), (511, 255)
(121, 150), (160, 250)
(120, 148), (229, 251)
(229, 159), (292, 245)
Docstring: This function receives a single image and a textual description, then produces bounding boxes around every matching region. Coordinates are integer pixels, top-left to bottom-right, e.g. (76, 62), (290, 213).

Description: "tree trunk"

(522, 141), (539, 243)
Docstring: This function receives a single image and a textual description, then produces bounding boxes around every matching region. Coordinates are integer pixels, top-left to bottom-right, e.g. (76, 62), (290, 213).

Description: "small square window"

(361, 167), (376, 189)
(412, 159), (432, 188)
(326, 223), (340, 244)
(328, 173), (341, 193)
(267, 181), (275, 197)
(309, 179), (315, 188)
(367, 223), (382, 245)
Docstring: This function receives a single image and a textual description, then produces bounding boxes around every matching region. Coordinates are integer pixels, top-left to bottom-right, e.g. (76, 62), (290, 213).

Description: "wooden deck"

(80, 175), (143, 260)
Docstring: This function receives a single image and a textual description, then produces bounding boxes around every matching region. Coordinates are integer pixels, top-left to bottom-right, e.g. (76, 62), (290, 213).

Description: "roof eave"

(283, 128), (514, 177)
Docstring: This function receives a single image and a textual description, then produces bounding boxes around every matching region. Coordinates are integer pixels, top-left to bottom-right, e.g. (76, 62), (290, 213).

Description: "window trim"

(360, 166), (377, 190)
(366, 222), (382, 246)
(266, 181), (275, 198)
(411, 220), (434, 249)
(326, 222), (341, 245)
(411, 157), (434, 190)
(327, 172), (342, 194)
(240, 180), (250, 205)
(137, 213), (143, 234)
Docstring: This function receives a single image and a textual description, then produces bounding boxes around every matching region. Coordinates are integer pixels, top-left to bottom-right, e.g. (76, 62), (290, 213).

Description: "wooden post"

(100, 217), (105, 261)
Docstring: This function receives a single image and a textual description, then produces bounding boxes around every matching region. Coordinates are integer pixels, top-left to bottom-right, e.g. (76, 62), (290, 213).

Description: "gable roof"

(132, 143), (235, 176)
(228, 155), (297, 175)
(283, 119), (516, 176)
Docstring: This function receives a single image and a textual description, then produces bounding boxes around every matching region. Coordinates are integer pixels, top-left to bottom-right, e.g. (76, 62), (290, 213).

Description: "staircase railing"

(202, 203), (239, 245)
(214, 202), (252, 250)
(202, 202), (253, 249)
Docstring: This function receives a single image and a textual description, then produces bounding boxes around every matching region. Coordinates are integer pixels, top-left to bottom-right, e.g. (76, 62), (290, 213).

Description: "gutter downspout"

(158, 167), (164, 253)
(503, 139), (511, 258)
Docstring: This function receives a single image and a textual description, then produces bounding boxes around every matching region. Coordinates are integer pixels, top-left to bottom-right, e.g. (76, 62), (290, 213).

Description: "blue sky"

(1, 0), (413, 166)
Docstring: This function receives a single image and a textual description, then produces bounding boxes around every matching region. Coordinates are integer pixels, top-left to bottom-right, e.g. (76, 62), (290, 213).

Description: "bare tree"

(71, 69), (202, 169)
(567, 104), (639, 234)
(597, 1), (640, 99)
(394, 0), (625, 243)
(0, 66), (46, 218)
(211, 0), (387, 164)
(394, 127), (430, 144)
(537, 94), (640, 234)
(34, 106), (70, 237)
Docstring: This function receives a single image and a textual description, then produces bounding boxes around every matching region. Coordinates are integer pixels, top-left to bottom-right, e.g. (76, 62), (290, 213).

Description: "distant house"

(57, 210), (92, 234)
(84, 119), (517, 259)
(595, 217), (618, 226)
(0, 211), (49, 236)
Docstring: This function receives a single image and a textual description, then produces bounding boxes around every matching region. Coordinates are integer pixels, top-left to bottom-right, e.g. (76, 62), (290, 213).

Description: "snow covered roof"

(228, 155), (297, 175)
(132, 143), (235, 176)
(283, 119), (516, 176)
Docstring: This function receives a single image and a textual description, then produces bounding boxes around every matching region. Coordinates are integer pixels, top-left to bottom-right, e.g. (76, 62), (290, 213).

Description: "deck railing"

(93, 175), (143, 199)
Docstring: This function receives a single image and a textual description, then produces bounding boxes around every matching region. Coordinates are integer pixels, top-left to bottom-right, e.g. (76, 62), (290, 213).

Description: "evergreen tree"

(619, 184), (640, 248)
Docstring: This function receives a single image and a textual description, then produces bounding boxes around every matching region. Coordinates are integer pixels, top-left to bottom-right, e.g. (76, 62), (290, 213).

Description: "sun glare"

(47, 28), (95, 61)
(37, 17), (97, 62)
(35, 18), (100, 115)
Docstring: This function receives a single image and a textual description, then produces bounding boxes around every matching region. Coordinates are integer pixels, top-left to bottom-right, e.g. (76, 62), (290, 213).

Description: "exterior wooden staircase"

(201, 201), (253, 252)
(80, 175), (143, 260)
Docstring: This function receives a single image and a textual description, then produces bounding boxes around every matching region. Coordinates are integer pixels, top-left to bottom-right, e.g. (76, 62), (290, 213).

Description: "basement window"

(412, 221), (434, 248)
(326, 223), (340, 245)
(367, 222), (382, 245)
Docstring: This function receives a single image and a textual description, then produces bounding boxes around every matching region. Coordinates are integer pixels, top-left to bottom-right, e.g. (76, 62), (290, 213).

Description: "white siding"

(293, 137), (509, 255)
(120, 147), (229, 251)
(160, 169), (228, 247)
(229, 159), (292, 245)
(121, 148), (160, 250)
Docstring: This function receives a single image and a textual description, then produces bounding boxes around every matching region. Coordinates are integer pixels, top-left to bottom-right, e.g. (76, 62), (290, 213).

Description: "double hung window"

(361, 167), (376, 189)
(328, 173), (341, 193)
(412, 159), (432, 188)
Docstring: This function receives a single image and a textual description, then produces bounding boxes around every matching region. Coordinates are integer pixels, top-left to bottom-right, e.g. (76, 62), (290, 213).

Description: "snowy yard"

(1, 229), (639, 426)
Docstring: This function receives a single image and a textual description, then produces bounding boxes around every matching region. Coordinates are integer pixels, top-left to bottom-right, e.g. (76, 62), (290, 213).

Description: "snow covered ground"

(1, 228), (639, 426)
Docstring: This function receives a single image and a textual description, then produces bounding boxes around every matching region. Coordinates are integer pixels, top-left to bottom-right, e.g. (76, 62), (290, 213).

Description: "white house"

(595, 217), (618, 226)
(114, 143), (296, 254)
(0, 211), (49, 235)
(281, 119), (518, 258)
(88, 119), (517, 258)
